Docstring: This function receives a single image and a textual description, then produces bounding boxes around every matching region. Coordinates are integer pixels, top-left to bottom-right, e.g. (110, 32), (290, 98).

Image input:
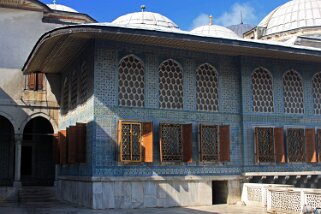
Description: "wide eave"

(23, 25), (321, 73)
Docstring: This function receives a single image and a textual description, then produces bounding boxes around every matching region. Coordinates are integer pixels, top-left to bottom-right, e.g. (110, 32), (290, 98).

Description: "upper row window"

(252, 68), (321, 115)
(118, 55), (219, 111)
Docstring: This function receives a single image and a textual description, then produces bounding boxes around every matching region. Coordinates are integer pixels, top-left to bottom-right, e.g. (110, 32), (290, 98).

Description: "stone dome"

(112, 12), (179, 30)
(259, 0), (321, 36)
(47, 4), (78, 13)
(191, 25), (239, 39)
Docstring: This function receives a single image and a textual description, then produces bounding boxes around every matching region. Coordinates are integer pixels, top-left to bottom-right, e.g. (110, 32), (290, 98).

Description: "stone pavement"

(0, 202), (268, 214)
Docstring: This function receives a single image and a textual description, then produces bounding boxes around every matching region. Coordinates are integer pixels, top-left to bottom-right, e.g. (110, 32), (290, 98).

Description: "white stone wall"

(56, 177), (220, 209)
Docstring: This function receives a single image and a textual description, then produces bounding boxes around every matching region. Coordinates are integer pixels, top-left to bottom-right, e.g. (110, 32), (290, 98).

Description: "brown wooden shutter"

(52, 133), (60, 164)
(77, 123), (86, 163)
(220, 125), (230, 162)
(306, 128), (317, 163)
(159, 124), (163, 163)
(37, 73), (44, 90)
(254, 128), (259, 163)
(142, 122), (153, 163)
(117, 120), (123, 162)
(67, 126), (77, 164)
(182, 124), (193, 163)
(28, 73), (36, 90)
(59, 130), (67, 164)
(274, 127), (285, 163)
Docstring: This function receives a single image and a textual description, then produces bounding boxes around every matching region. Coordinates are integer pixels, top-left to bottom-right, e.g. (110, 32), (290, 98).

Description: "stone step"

(18, 187), (57, 203)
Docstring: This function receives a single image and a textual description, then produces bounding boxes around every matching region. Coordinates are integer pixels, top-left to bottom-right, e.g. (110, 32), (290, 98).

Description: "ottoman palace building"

(1, 0), (321, 209)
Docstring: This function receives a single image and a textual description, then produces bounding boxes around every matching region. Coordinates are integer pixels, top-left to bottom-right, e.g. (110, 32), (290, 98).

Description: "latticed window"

(117, 121), (153, 163)
(255, 128), (275, 162)
(254, 127), (286, 163)
(70, 70), (78, 109)
(200, 125), (219, 162)
(79, 61), (89, 102)
(62, 76), (69, 113)
(283, 70), (304, 114)
(196, 63), (219, 112)
(252, 68), (274, 113)
(199, 125), (231, 162)
(287, 128), (305, 162)
(160, 123), (192, 162)
(312, 72), (321, 114)
(159, 59), (183, 109)
(118, 55), (144, 107)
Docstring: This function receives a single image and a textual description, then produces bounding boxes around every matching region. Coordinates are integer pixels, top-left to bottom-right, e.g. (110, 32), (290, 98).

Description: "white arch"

(0, 111), (17, 133)
(19, 112), (58, 134)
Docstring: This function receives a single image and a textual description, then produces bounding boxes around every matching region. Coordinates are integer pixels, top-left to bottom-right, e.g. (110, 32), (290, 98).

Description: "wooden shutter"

(274, 127), (285, 163)
(37, 73), (44, 90)
(28, 73), (36, 90)
(59, 130), (67, 164)
(183, 124), (193, 163)
(52, 133), (60, 164)
(220, 125), (230, 162)
(142, 122), (153, 163)
(77, 123), (86, 163)
(67, 126), (77, 164)
(254, 128), (259, 163)
(306, 128), (317, 163)
(117, 120), (123, 162)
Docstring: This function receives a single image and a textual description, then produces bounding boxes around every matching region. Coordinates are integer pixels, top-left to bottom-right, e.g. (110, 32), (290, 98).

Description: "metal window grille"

(200, 125), (219, 162)
(160, 124), (183, 161)
(120, 123), (142, 162)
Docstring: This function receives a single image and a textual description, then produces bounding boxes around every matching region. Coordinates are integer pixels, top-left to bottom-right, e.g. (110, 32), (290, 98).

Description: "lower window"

(160, 123), (192, 162)
(118, 121), (153, 163)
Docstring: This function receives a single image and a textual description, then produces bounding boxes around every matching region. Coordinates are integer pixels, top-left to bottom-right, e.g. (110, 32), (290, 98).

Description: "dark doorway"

(22, 117), (54, 186)
(212, 181), (228, 205)
(21, 146), (33, 176)
(0, 116), (14, 186)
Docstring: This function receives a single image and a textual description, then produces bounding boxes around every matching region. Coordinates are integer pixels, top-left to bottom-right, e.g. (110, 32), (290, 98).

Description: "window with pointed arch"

(79, 61), (89, 103)
(159, 59), (183, 109)
(283, 70), (304, 114)
(252, 67), (274, 113)
(312, 72), (321, 114)
(62, 75), (69, 113)
(70, 70), (78, 109)
(196, 63), (219, 112)
(118, 55), (145, 107)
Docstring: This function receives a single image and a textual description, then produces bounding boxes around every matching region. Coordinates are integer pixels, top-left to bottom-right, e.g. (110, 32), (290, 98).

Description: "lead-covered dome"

(191, 25), (239, 39)
(47, 4), (78, 13)
(259, 0), (321, 35)
(112, 12), (179, 30)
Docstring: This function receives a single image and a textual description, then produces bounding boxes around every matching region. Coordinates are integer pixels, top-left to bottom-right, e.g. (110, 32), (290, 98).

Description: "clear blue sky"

(42, 0), (288, 30)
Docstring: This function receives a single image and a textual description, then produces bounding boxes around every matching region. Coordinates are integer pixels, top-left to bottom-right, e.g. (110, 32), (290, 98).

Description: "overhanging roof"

(23, 24), (321, 74)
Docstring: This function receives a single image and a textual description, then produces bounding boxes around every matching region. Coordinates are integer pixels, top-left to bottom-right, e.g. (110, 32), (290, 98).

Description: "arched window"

(118, 55), (144, 107)
(159, 59), (183, 109)
(312, 72), (321, 114)
(196, 63), (219, 112)
(70, 70), (78, 109)
(252, 67), (274, 113)
(79, 61), (89, 103)
(62, 76), (69, 113)
(283, 70), (304, 114)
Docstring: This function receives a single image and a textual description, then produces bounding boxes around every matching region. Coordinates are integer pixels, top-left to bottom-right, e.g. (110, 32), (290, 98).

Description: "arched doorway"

(22, 117), (55, 186)
(0, 116), (15, 186)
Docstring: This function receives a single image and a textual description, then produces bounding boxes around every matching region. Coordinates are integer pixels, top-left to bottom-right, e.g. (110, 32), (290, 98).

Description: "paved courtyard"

(0, 202), (268, 214)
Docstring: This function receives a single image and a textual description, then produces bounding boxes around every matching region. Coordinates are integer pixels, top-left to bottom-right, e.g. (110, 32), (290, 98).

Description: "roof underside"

(23, 25), (321, 74)
(0, 0), (50, 11)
